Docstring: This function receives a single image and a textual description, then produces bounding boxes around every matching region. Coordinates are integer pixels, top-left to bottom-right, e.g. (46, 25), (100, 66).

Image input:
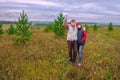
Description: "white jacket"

(67, 24), (78, 41)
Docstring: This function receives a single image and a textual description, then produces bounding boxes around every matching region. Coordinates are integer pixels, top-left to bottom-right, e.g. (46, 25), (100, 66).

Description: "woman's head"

(76, 22), (82, 29)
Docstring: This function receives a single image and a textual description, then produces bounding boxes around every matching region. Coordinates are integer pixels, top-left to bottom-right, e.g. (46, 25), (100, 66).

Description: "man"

(63, 16), (78, 63)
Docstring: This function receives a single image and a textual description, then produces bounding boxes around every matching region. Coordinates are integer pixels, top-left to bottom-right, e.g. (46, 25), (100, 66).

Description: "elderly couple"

(63, 17), (87, 67)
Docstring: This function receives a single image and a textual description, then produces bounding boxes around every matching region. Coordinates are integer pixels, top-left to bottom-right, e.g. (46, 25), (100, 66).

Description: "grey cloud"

(0, 0), (120, 23)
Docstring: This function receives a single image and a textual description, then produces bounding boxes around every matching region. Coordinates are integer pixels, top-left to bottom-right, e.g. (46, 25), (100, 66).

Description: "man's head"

(70, 19), (76, 26)
(76, 22), (82, 29)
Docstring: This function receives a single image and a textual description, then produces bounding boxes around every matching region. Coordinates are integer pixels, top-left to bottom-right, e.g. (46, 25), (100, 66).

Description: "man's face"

(77, 24), (82, 28)
(71, 21), (76, 26)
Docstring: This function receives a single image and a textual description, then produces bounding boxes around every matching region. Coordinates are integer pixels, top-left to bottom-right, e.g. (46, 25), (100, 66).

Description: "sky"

(0, 0), (120, 23)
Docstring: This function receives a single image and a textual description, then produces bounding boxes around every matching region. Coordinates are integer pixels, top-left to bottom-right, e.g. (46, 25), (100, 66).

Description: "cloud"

(0, 0), (61, 7)
(0, 0), (120, 23)
(80, 3), (105, 11)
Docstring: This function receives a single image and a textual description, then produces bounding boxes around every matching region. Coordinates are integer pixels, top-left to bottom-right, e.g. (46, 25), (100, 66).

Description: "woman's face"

(77, 24), (82, 28)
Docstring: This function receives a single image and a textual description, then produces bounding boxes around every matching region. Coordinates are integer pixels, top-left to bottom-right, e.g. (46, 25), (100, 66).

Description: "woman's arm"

(80, 27), (87, 42)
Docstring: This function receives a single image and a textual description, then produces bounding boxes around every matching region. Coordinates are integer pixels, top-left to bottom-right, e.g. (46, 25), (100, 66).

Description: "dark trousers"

(67, 41), (77, 61)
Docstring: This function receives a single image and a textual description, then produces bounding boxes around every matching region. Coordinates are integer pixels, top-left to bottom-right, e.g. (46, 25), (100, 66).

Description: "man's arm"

(63, 19), (69, 30)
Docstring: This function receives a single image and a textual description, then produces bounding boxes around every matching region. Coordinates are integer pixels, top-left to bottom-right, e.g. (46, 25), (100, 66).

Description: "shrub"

(93, 24), (98, 30)
(84, 24), (89, 32)
(44, 23), (53, 32)
(108, 22), (113, 31)
(6, 24), (16, 34)
(0, 24), (3, 35)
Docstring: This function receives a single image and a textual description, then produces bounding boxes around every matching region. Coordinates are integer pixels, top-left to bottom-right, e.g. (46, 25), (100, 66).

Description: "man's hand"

(65, 15), (68, 20)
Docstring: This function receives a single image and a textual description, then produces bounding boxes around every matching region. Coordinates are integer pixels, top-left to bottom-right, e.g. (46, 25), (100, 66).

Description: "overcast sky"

(0, 0), (120, 23)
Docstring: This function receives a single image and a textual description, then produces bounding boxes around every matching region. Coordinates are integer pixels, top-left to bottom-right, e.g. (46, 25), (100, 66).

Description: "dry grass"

(0, 26), (120, 80)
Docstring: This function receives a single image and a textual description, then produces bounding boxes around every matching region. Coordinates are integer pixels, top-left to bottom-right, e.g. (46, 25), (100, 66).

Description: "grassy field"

(0, 25), (120, 80)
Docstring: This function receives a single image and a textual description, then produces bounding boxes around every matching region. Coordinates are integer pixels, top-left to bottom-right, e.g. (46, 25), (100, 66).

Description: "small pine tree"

(14, 10), (32, 44)
(84, 24), (89, 32)
(0, 24), (3, 35)
(6, 24), (16, 34)
(93, 24), (98, 30)
(108, 22), (113, 31)
(53, 12), (65, 37)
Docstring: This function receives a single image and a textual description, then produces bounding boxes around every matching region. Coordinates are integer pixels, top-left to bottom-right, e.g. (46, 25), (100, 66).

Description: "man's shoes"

(72, 59), (76, 63)
(68, 58), (76, 63)
(69, 59), (73, 62)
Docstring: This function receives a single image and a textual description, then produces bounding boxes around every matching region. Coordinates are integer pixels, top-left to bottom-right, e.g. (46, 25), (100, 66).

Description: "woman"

(76, 22), (87, 67)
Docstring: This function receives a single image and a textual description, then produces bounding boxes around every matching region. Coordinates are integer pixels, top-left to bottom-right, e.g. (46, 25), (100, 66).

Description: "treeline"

(35, 23), (51, 26)
(0, 21), (15, 24)
(0, 21), (53, 26)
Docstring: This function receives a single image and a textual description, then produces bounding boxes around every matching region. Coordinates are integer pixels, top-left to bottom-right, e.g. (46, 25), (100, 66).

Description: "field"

(0, 25), (120, 80)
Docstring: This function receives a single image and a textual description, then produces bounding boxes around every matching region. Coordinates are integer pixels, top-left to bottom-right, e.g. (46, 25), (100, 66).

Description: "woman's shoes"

(77, 63), (81, 67)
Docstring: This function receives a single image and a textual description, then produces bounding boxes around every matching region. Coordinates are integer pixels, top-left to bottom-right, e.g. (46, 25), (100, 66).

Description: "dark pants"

(67, 41), (77, 61)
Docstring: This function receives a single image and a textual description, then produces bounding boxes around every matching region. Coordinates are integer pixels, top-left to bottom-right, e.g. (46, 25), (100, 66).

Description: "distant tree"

(0, 24), (3, 35)
(53, 12), (65, 37)
(84, 24), (89, 32)
(44, 23), (53, 32)
(93, 24), (98, 30)
(6, 24), (16, 34)
(108, 22), (113, 31)
(13, 10), (32, 44)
